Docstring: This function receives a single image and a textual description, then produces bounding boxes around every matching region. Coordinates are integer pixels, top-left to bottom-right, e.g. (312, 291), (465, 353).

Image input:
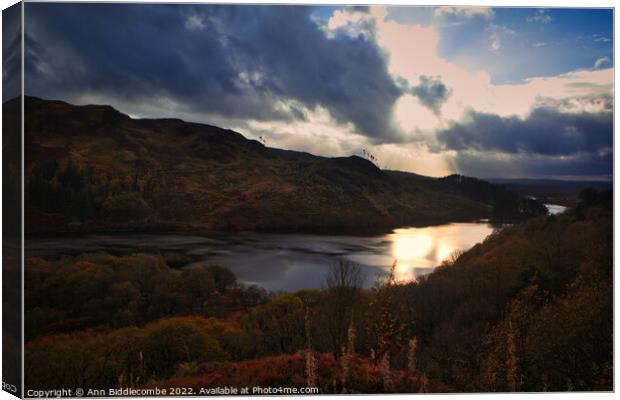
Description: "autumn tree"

(323, 259), (364, 357)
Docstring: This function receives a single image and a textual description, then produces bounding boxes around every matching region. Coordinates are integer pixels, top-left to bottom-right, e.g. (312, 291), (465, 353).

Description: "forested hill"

(10, 97), (547, 233)
(24, 189), (612, 392)
(400, 188), (613, 391)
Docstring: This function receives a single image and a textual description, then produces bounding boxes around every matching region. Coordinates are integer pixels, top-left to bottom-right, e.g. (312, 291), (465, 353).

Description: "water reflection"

(545, 204), (567, 215)
(26, 222), (501, 291)
(388, 224), (496, 282)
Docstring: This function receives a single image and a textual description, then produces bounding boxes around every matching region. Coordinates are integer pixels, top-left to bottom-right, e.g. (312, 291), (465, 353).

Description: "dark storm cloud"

(437, 104), (613, 179)
(2, 3), (22, 100)
(437, 107), (612, 156)
(24, 4), (403, 141)
(410, 75), (451, 115)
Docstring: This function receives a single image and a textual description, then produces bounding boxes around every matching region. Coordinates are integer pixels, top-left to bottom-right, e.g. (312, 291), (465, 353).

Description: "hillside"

(12, 97), (547, 233)
(488, 178), (613, 207)
(24, 190), (612, 392)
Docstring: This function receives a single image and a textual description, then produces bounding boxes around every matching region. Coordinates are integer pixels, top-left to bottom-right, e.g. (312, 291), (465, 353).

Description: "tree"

(207, 264), (237, 293)
(181, 268), (216, 313)
(141, 319), (227, 379)
(325, 258), (364, 290)
(101, 193), (151, 222)
(323, 259), (364, 357)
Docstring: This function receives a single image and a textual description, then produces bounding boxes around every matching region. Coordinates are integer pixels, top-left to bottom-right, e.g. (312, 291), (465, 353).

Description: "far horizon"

(10, 4), (614, 180)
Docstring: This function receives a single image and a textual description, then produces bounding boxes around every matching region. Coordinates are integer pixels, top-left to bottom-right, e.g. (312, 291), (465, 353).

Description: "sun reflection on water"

(388, 223), (496, 282)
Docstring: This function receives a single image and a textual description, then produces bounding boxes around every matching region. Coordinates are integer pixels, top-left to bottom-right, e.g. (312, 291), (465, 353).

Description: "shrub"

(101, 192), (151, 222)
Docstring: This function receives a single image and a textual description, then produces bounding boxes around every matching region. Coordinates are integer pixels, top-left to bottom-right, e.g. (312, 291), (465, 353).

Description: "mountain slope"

(23, 189), (612, 392)
(488, 178), (612, 207)
(15, 97), (546, 233)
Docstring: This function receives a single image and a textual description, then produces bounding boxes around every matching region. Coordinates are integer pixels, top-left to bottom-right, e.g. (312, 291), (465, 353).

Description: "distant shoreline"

(24, 214), (534, 240)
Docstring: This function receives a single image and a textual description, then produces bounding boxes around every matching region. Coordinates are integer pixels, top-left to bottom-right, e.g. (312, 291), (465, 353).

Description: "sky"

(20, 4), (614, 180)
